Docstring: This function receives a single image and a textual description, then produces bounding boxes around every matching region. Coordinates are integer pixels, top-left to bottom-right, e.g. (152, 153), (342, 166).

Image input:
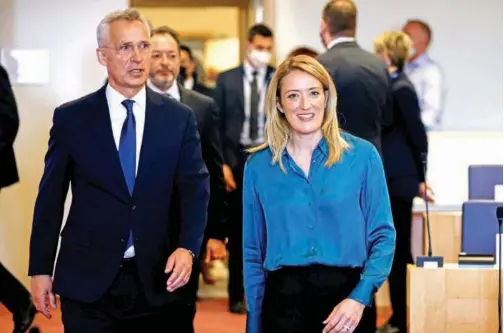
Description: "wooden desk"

(377, 211), (462, 308)
(410, 209), (462, 264)
(422, 212), (462, 263)
(407, 264), (498, 333)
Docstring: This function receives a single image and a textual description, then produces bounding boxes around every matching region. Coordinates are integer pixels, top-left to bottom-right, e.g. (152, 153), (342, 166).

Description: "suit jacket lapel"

(178, 83), (189, 104)
(236, 66), (245, 112)
(266, 65), (275, 86)
(88, 86), (131, 203)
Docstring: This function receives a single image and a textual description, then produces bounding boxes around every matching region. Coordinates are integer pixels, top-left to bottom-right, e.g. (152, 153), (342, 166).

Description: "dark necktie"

(249, 71), (259, 141)
(119, 99), (136, 249)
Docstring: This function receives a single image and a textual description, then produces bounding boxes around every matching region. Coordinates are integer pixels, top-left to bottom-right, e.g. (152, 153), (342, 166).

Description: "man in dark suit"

(317, 0), (392, 156)
(148, 25), (228, 332)
(178, 44), (215, 99)
(28, 9), (209, 333)
(0, 65), (37, 333)
(214, 23), (275, 314)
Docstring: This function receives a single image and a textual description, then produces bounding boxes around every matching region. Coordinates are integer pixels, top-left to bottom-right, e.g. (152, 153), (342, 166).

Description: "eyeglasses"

(102, 41), (151, 57)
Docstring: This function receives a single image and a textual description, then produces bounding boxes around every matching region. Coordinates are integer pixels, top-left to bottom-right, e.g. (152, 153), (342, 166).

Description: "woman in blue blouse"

(242, 55), (396, 333)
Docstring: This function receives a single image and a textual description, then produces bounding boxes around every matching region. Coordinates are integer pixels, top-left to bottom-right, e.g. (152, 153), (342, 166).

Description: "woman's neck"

(287, 131), (323, 156)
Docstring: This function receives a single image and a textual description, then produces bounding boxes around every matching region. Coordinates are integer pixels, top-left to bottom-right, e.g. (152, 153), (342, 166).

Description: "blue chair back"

(461, 200), (502, 255)
(468, 165), (503, 200)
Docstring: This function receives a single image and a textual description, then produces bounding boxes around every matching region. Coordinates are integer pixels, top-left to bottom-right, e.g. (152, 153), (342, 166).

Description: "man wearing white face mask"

(214, 23), (275, 314)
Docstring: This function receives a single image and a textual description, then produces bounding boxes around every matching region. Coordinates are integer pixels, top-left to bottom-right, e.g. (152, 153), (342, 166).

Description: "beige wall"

(0, 0), (129, 287)
(139, 6), (239, 38)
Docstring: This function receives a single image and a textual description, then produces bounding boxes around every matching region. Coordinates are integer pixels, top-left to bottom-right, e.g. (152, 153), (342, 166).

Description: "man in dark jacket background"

(0, 64), (37, 333)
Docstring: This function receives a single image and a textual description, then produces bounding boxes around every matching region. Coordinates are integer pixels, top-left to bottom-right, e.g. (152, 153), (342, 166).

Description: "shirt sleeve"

(242, 158), (267, 333)
(349, 146), (396, 306)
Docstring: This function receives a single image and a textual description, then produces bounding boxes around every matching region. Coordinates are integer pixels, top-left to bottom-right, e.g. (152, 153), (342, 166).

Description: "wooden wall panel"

(408, 265), (498, 333)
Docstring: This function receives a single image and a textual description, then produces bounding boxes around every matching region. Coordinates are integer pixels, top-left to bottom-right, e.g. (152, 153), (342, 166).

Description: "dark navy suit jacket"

(28, 85), (209, 307)
(0, 65), (20, 189)
(382, 72), (428, 199)
(214, 64), (275, 168)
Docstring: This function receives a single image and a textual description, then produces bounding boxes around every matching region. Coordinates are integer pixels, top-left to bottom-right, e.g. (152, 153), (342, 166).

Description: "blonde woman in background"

(373, 31), (430, 333)
(242, 55), (396, 333)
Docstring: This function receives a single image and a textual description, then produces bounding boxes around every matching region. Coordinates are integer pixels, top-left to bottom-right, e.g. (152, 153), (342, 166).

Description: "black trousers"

(178, 255), (202, 333)
(262, 265), (376, 333)
(227, 148), (248, 306)
(0, 191), (33, 321)
(0, 261), (32, 319)
(60, 259), (191, 333)
(387, 197), (414, 332)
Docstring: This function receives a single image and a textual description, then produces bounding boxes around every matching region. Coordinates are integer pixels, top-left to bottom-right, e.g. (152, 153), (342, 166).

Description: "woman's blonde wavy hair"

(373, 31), (413, 70)
(248, 54), (349, 172)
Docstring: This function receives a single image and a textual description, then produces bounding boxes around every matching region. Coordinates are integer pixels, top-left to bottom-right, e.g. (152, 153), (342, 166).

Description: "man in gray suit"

(147, 25), (228, 333)
(318, 0), (392, 156)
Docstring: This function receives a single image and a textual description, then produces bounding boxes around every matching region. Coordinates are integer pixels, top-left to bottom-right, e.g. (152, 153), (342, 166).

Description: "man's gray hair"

(96, 8), (151, 47)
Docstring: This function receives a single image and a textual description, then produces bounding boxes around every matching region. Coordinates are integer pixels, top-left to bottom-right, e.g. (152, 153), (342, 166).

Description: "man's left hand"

(322, 298), (365, 333)
(165, 248), (193, 292)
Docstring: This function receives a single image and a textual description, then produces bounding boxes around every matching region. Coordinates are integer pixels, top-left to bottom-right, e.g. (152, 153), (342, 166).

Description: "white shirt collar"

(243, 60), (267, 79)
(327, 37), (356, 50)
(106, 83), (146, 110)
(147, 80), (180, 101)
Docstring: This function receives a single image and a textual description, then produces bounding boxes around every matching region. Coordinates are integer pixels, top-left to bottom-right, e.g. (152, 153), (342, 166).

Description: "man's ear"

(96, 48), (107, 67)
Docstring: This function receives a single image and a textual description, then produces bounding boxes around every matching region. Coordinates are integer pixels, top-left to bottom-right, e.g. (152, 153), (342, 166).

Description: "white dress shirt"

(105, 84), (147, 258)
(147, 80), (181, 101)
(405, 53), (446, 131)
(241, 60), (267, 146)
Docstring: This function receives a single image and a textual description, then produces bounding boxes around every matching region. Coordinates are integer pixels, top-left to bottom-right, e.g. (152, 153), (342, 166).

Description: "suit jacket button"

(121, 238), (125, 242)
(132, 205), (136, 210)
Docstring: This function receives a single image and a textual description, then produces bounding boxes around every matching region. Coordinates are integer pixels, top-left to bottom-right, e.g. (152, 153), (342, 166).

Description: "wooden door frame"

(130, 0), (249, 7)
(129, 0), (251, 61)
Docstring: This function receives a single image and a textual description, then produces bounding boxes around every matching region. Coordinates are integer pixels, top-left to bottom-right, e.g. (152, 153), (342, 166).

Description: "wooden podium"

(407, 264), (499, 333)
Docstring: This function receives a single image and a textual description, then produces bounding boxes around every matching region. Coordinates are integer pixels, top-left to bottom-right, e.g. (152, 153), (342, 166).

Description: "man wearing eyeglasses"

(28, 8), (209, 333)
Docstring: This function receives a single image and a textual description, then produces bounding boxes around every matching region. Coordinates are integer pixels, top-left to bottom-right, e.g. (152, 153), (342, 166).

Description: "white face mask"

(248, 49), (271, 68)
